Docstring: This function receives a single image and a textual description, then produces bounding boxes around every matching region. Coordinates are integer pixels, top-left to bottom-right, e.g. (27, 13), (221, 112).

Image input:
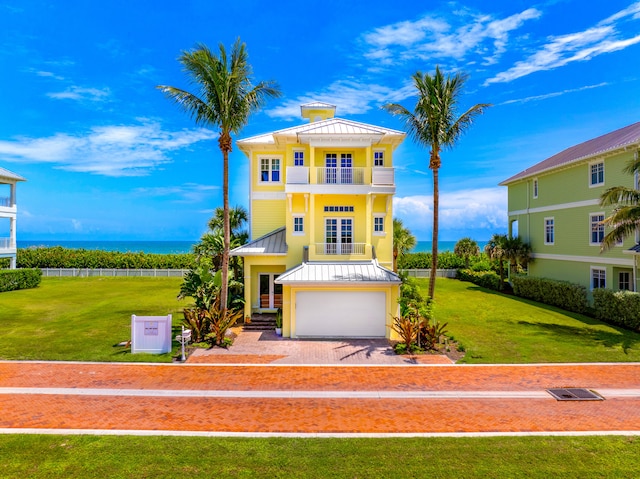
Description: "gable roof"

(229, 227), (287, 256)
(275, 260), (401, 285)
(0, 167), (26, 182)
(500, 122), (640, 185)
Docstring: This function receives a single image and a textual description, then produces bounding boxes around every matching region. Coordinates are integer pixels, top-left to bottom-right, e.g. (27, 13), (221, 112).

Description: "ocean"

(18, 239), (487, 255)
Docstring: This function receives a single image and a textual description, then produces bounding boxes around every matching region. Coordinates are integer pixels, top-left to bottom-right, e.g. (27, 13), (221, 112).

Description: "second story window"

(260, 158), (280, 183)
(544, 217), (554, 245)
(374, 150), (384, 167)
(590, 213), (605, 245)
(294, 150), (304, 166)
(590, 161), (604, 186)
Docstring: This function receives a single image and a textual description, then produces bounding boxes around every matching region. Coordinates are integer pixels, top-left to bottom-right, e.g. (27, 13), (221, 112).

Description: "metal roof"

(300, 101), (336, 110)
(275, 260), (401, 284)
(624, 243), (640, 255)
(0, 167), (26, 182)
(501, 122), (640, 185)
(230, 227), (287, 256)
(237, 117), (405, 145)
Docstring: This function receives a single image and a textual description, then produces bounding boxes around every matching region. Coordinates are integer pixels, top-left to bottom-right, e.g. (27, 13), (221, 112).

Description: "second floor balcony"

(0, 237), (15, 251)
(286, 167), (394, 186)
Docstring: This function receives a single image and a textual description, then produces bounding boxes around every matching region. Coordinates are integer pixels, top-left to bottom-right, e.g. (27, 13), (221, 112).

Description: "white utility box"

(131, 314), (172, 354)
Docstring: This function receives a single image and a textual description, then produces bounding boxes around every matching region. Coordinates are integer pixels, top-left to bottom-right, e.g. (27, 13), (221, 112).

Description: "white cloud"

(134, 183), (219, 203)
(394, 187), (507, 239)
(0, 123), (217, 177)
(499, 82), (609, 105)
(47, 86), (111, 102)
(486, 3), (640, 84)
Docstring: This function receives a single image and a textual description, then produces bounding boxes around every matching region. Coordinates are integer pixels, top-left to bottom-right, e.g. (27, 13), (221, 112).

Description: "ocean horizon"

(18, 239), (488, 255)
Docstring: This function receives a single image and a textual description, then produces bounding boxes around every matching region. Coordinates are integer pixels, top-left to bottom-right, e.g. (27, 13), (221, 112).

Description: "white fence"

(40, 268), (188, 277)
(400, 269), (458, 278)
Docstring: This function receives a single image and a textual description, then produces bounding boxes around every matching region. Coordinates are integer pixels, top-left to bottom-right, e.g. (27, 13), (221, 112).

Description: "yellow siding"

(251, 200), (286, 239)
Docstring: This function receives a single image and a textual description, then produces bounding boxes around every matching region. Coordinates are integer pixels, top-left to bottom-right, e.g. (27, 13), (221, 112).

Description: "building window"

(591, 267), (606, 290)
(544, 217), (554, 245)
(323, 206), (354, 212)
(533, 179), (538, 198)
(260, 158), (280, 182)
(293, 216), (304, 235)
(590, 161), (604, 186)
(374, 215), (385, 234)
(374, 150), (384, 167)
(619, 271), (631, 291)
(590, 213), (605, 245)
(294, 150), (304, 166)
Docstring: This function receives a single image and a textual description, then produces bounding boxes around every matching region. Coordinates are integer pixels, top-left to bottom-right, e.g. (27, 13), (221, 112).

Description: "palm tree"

(158, 39), (280, 312)
(485, 233), (507, 288)
(393, 218), (416, 272)
(209, 205), (249, 245)
(502, 236), (532, 276)
(454, 237), (480, 269)
(383, 67), (490, 299)
(600, 156), (640, 251)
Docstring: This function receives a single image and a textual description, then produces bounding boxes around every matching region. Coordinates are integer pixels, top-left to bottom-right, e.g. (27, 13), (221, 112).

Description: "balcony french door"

(325, 153), (353, 184)
(325, 218), (353, 255)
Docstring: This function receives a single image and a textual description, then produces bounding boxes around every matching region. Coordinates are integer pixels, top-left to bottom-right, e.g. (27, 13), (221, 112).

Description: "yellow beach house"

(231, 102), (406, 338)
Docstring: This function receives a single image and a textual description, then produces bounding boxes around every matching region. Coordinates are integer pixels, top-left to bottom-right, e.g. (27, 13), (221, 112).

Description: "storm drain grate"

(546, 388), (604, 401)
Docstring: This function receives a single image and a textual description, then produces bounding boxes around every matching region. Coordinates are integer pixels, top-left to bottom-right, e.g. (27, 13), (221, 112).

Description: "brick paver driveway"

(1, 361), (640, 436)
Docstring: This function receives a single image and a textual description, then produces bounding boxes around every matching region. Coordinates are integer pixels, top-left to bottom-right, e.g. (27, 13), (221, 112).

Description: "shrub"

(511, 276), (588, 314)
(593, 289), (640, 331)
(0, 268), (42, 292)
(457, 269), (503, 291)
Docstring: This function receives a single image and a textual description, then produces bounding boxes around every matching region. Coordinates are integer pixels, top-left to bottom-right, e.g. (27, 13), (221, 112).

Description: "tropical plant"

(158, 39), (280, 313)
(182, 307), (209, 343)
(204, 292), (243, 347)
(393, 218), (416, 272)
(600, 155), (640, 251)
(484, 234), (507, 288)
(275, 307), (283, 328)
(454, 237), (480, 269)
(502, 236), (532, 275)
(383, 67), (490, 299)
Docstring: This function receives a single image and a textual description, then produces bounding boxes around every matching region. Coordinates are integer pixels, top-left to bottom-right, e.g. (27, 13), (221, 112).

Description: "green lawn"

(1, 435), (638, 478)
(429, 278), (640, 363)
(0, 277), (188, 362)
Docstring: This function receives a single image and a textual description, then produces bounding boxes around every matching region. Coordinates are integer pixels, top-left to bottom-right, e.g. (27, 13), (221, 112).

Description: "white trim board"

(509, 198), (600, 216)
(531, 253), (634, 267)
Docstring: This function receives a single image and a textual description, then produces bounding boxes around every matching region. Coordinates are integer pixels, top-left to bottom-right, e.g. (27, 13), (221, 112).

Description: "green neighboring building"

(501, 122), (640, 294)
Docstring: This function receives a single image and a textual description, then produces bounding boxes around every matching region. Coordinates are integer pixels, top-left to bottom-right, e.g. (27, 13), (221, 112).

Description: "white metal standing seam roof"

(237, 117), (405, 145)
(0, 167), (26, 182)
(275, 260), (401, 284)
(229, 227), (287, 256)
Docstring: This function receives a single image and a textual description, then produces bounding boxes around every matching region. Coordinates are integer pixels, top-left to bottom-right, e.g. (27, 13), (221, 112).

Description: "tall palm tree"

(454, 237), (480, 269)
(393, 218), (416, 272)
(383, 67), (490, 299)
(158, 39), (280, 312)
(600, 156), (640, 251)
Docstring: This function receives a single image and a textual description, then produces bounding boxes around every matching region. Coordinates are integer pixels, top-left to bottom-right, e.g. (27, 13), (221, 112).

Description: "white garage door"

(295, 291), (386, 338)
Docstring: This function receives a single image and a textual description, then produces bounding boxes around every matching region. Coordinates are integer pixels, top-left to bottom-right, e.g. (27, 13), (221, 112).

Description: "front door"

(259, 274), (282, 309)
(325, 218), (353, 254)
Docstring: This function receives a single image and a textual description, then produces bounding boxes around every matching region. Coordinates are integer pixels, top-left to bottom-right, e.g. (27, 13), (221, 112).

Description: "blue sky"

(1, 0), (639, 242)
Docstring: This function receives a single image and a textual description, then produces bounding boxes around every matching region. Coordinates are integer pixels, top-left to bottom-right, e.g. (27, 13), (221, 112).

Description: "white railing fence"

(400, 269), (458, 278)
(316, 167), (365, 185)
(0, 237), (13, 250)
(0, 197), (11, 207)
(314, 243), (365, 255)
(39, 268), (189, 277)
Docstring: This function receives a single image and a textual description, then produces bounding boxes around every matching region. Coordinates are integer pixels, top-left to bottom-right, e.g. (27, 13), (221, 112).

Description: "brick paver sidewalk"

(1, 362), (639, 436)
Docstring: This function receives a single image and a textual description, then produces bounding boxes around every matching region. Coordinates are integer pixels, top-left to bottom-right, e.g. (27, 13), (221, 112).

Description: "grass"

(0, 277), (188, 362)
(1, 435), (639, 478)
(428, 278), (640, 363)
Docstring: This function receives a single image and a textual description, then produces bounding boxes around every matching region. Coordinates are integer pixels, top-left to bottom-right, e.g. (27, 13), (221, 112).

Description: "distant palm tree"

(454, 237), (480, 269)
(383, 67), (490, 299)
(485, 233), (507, 288)
(502, 236), (532, 276)
(600, 156), (640, 251)
(393, 218), (416, 272)
(209, 205), (249, 245)
(158, 39), (280, 311)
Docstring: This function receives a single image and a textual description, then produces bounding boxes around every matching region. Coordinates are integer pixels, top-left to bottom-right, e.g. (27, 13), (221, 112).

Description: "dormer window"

(374, 150), (384, 167)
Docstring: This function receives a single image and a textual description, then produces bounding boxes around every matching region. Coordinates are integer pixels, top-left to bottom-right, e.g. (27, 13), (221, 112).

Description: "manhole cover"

(546, 388), (604, 401)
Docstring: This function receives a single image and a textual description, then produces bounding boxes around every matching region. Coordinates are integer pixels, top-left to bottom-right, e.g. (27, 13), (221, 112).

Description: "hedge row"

(0, 268), (42, 292)
(399, 251), (471, 270)
(511, 276), (589, 314)
(593, 288), (640, 331)
(457, 269), (504, 291)
(16, 247), (195, 269)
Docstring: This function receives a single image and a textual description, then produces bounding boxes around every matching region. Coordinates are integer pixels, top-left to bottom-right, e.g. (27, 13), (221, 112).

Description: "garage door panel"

(295, 291), (386, 337)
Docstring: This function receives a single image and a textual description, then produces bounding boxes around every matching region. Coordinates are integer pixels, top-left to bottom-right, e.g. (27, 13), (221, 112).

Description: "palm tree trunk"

(220, 145), (230, 315)
(428, 167), (439, 299)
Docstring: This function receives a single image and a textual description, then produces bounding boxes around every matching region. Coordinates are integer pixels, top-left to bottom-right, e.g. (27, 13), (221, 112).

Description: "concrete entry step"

(244, 314), (276, 331)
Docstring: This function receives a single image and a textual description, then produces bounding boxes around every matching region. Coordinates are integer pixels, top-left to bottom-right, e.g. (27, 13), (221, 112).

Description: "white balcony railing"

(286, 167), (309, 184)
(315, 243), (365, 255)
(372, 167), (394, 185)
(0, 197), (10, 207)
(0, 237), (13, 250)
(316, 167), (364, 185)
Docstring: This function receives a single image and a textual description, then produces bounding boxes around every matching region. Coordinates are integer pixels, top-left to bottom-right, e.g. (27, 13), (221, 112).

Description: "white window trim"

(292, 214), (305, 236)
(373, 149), (385, 167)
(533, 178), (538, 199)
(293, 149), (305, 167)
(373, 214), (386, 236)
(589, 160), (605, 188)
(589, 212), (605, 246)
(544, 217), (554, 245)
(258, 155), (283, 184)
(590, 266), (606, 291)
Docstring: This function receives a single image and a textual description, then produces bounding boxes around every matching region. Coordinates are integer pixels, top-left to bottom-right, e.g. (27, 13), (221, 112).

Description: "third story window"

(374, 151), (384, 166)
(261, 158), (280, 182)
(590, 162), (604, 186)
(294, 151), (304, 166)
